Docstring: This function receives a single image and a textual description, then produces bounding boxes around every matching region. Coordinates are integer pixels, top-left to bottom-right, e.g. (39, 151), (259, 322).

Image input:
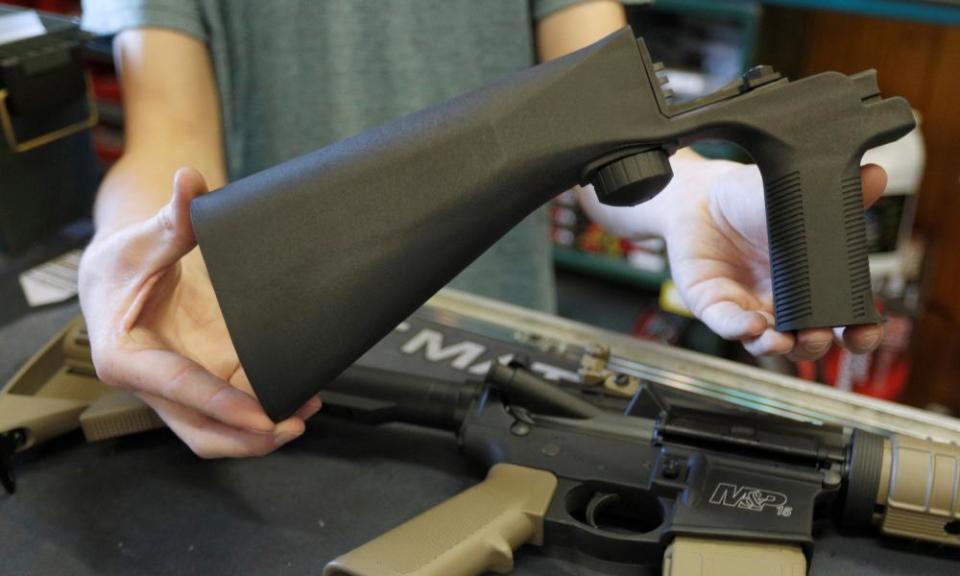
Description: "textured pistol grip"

(764, 164), (879, 332)
(878, 435), (960, 546)
(323, 464), (557, 576)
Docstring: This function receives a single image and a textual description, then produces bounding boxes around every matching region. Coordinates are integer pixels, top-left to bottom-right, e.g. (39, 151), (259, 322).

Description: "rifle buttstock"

(323, 464), (557, 576)
(0, 316), (162, 448)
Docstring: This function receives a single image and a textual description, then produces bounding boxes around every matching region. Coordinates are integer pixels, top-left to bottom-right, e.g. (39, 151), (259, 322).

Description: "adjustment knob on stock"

(590, 148), (673, 207)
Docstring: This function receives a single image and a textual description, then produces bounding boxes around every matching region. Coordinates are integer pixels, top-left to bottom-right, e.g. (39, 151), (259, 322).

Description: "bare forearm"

(536, 1), (626, 61)
(93, 29), (226, 238)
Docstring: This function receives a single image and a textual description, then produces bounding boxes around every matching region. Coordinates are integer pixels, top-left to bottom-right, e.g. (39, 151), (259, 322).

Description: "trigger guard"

(585, 491), (621, 529)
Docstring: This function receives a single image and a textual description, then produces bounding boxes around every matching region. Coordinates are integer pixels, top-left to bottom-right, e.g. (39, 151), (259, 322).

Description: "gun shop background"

(1, 0), (958, 412)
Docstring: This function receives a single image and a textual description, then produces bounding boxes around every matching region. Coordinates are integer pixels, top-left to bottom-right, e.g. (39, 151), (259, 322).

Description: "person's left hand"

(663, 159), (888, 360)
(578, 152), (888, 361)
(79, 168), (320, 458)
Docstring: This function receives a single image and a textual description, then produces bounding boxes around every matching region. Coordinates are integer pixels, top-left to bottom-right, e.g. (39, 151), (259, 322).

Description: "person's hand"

(79, 167), (321, 458)
(662, 157), (888, 360)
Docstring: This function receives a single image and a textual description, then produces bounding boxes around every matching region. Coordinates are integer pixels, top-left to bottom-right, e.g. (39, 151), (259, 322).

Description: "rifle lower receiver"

(321, 362), (960, 576)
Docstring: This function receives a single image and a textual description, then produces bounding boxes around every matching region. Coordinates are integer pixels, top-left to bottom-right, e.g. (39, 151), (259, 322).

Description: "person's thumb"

(860, 164), (887, 209)
(124, 167), (210, 274)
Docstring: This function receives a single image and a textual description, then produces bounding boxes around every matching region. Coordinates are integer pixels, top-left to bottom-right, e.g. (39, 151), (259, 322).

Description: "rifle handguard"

(878, 434), (960, 545)
(323, 464), (557, 576)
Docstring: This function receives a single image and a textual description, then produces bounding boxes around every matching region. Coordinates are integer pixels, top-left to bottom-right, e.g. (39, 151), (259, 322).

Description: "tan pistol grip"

(879, 434), (960, 545)
(663, 537), (806, 576)
(323, 463), (558, 576)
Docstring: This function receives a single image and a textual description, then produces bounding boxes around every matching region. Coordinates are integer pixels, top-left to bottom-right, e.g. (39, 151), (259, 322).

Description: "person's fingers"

(229, 365), (321, 423)
(228, 367), (321, 422)
(141, 168), (207, 269)
(787, 328), (834, 361)
(164, 167), (208, 246)
(226, 365), (257, 396)
(121, 167), (209, 273)
(683, 276), (768, 339)
(841, 324), (884, 354)
(860, 164), (887, 209)
(271, 415), (306, 445)
(98, 346), (276, 433)
(139, 393), (304, 458)
(293, 395), (323, 421)
(699, 300), (768, 340)
(743, 328), (795, 356)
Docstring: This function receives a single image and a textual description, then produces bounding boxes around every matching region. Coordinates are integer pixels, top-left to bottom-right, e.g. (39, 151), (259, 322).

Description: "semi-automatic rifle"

(315, 360), (960, 575)
(3, 318), (959, 575)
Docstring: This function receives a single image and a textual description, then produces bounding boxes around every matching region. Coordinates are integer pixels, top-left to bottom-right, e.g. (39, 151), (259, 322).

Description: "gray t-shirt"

(82, 0), (605, 312)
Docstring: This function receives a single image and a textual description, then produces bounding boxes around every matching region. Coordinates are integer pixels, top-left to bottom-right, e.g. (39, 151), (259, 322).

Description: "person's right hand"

(79, 167), (321, 458)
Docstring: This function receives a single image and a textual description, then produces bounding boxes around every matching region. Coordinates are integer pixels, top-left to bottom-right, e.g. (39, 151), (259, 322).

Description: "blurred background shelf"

(749, 0), (960, 25)
(553, 247), (669, 291)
